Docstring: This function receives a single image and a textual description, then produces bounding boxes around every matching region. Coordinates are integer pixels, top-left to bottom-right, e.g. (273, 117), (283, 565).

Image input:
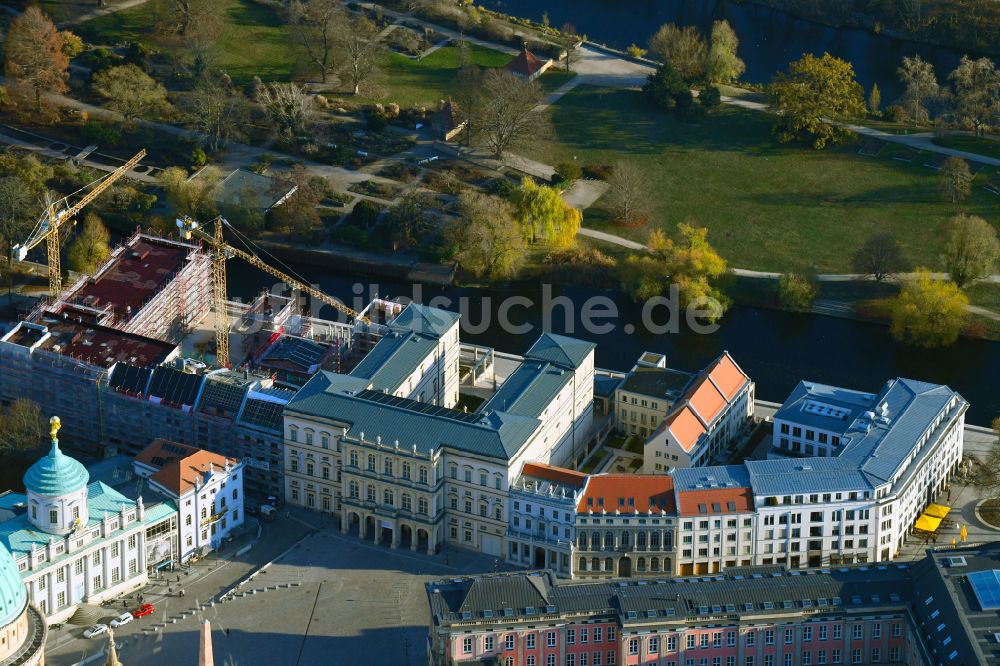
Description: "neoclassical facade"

(0, 539), (44, 666)
(0, 417), (177, 624)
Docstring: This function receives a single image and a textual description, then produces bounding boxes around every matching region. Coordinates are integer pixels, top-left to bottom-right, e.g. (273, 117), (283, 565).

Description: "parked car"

(131, 603), (156, 618)
(110, 612), (133, 628)
(84, 624), (109, 639)
(260, 504), (276, 520)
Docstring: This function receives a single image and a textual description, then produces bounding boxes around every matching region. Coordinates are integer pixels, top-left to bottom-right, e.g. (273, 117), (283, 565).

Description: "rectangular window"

(581, 628), (589, 644)
(628, 639), (638, 655)
(567, 629), (576, 645)
(746, 632), (755, 647)
(803, 626), (812, 642)
(526, 635), (535, 650)
(485, 636), (494, 652)
(548, 632), (557, 648)
(462, 637), (473, 654)
(505, 635), (514, 651)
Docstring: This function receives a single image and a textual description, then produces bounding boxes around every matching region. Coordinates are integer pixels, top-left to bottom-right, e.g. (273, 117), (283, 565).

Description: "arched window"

(637, 532), (647, 549)
(605, 532), (614, 549)
(366, 484), (375, 502)
(494, 473), (503, 490)
(605, 557), (614, 572)
(449, 464), (457, 479)
(591, 531), (600, 549)
(591, 557), (600, 571)
(650, 557), (660, 572)
(304, 429), (314, 446)
(651, 532), (660, 549)
(418, 497), (428, 515)
(621, 531), (631, 547)
(349, 451), (358, 468)
(419, 467), (428, 484)
(367, 454), (376, 471)
(384, 458), (393, 476)
(578, 533), (588, 549)
(401, 494), (412, 511)
(637, 557), (647, 572)
(579, 558), (587, 572)
(494, 506), (502, 521)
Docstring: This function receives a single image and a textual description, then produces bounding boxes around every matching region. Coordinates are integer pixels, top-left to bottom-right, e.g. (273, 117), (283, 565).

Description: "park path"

(0, 0), (156, 26)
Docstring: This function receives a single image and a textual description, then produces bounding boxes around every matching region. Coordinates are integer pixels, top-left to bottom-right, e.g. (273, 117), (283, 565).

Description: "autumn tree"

(852, 231), (910, 282)
(255, 80), (314, 139)
(479, 69), (545, 159)
(0, 400), (47, 456)
(184, 72), (250, 152)
(561, 23), (581, 71)
(288, 0), (343, 84)
(707, 20), (744, 84)
(770, 53), (866, 149)
(778, 272), (818, 311)
(92, 64), (171, 124)
(890, 270), (968, 347)
(444, 190), (525, 279)
(269, 166), (322, 241)
(3, 7), (69, 111)
(66, 213), (111, 274)
(0, 176), (37, 303)
(152, 0), (222, 41)
(605, 160), (652, 227)
(158, 166), (220, 219)
(948, 56), (1000, 136)
(513, 177), (580, 248)
(897, 55), (939, 125)
(620, 223), (729, 320)
(339, 14), (384, 96)
(942, 213), (1000, 288)
(869, 83), (882, 116)
(938, 156), (973, 203)
(647, 23), (707, 82)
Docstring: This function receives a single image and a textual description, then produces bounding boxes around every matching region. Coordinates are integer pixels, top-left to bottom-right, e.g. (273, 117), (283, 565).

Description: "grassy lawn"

(967, 282), (1000, 311)
(932, 134), (1000, 160)
(529, 85), (999, 272)
(372, 45), (512, 108)
(538, 69), (577, 94)
(78, 0), (296, 86)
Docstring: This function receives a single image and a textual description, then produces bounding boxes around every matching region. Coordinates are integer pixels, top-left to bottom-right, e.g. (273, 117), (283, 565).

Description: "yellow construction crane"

(176, 216), (367, 368)
(14, 149), (147, 296)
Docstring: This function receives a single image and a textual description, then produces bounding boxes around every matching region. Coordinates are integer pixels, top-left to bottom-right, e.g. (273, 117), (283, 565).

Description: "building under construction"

(0, 230), (370, 499)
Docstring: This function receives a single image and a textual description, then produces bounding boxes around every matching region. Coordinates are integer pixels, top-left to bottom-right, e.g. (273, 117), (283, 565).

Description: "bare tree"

(254, 80), (314, 139)
(479, 69), (545, 159)
(605, 160), (653, 227)
(561, 23), (581, 72)
(897, 55), (939, 125)
(288, 0), (344, 84)
(454, 64), (484, 146)
(939, 156), (973, 203)
(948, 55), (1000, 136)
(0, 399), (47, 456)
(647, 23), (707, 81)
(0, 176), (38, 304)
(338, 14), (384, 96)
(852, 232), (910, 282)
(152, 0), (222, 39)
(185, 73), (250, 151)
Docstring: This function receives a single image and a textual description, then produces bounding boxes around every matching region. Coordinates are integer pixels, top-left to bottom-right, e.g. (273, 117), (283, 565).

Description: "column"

(102, 545), (111, 593)
(410, 526), (418, 552)
(427, 526), (437, 556)
(340, 508), (348, 535)
(390, 524), (400, 549)
(373, 520), (381, 545)
(359, 514), (367, 539)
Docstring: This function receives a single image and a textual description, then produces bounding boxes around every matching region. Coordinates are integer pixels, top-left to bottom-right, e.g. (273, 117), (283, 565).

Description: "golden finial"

(49, 416), (61, 441)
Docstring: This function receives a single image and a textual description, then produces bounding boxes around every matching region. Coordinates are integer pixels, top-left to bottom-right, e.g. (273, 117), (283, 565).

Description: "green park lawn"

(529, 85), (999, 273)
(932, 134), (1000, 160)
(376, 44), (512, 108)
(78, 0), (297, 86)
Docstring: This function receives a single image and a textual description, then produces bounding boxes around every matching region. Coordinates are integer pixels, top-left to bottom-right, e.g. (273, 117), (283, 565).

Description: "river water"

(478, 0), (992, 99)
(227, 260), (1000, 424)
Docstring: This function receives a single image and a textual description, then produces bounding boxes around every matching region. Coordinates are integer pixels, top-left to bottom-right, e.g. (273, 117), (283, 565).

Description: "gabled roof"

(577, 474), (675, 514)
(431, 99), (465, 131)
(506, 47), (549, 77)
(524, 332), (594, 370)
(664, 406), (706, 452)
(136, 440), (238, 497)
(676, 486), (754, 516)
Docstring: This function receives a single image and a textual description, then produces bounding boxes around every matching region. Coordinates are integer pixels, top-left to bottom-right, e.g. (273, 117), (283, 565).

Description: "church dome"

(23, 416), (89, 497)
(0, 542), (26, 628)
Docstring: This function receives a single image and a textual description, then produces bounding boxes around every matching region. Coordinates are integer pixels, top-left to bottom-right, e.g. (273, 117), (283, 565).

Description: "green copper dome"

(23, 418), (89, 497)
(0, 543), (25, 628)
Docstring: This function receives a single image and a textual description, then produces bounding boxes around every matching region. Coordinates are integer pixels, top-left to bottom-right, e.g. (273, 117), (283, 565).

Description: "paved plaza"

(45, 514), (514, 666)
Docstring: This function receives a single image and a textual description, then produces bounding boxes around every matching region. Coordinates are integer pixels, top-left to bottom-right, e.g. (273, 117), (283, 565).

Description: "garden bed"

(347, 179), (404, 200)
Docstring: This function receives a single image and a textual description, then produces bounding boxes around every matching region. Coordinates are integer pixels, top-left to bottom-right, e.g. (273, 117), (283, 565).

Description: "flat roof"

(6, 317), (175, 369)
(61, 236), (198, 323)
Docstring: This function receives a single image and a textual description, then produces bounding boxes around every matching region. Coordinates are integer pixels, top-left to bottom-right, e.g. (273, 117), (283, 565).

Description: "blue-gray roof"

(839, 378), (964, 485)
(671, 465), (751, 492)
(480, 360), (573, 419)
(24, 439), (90, 498)
(771, 380), (875, 437)
(524, 333), (595, 370)
(285, 371), (540, 460)
(349, 329), (436, 392)
(389, 303), (459, 339)
(746, 457), (874, 496)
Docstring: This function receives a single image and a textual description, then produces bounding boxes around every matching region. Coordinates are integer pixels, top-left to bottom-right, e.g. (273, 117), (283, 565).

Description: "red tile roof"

(506, 47), (548, 77)
(660, 352), (750, 450)
(522, 462), (588, 488)
(688, 376), (727, 423)
(577, 474), (675, 514)
(676, 487), (754, 516)
(710, 353), (749, 400)
(664, 406), (706, 452)
(135, 439), (237, 497)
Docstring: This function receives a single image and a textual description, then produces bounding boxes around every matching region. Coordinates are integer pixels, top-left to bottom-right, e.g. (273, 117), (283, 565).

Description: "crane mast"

(14, 149), (147, 296)
(177, 216), (366, 368)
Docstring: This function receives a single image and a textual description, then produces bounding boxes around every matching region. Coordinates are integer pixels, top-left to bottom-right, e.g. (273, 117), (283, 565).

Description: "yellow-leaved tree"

(890, 270), (969, 348)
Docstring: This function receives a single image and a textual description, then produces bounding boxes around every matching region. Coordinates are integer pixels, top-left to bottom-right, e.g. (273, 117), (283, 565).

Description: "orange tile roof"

(709, 353), (749, 400)
(666, 406), (706, 452)
(522, 462), (588, 488)
(135, 439), (237, 497)
(577, 474), (675, 514)
(676, 487), (754, 516)
(688, 377), (727, 424)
